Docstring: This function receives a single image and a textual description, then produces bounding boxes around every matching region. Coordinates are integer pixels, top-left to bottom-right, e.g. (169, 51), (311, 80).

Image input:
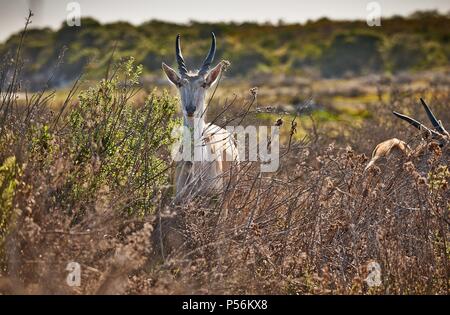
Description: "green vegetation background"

(0, 10), (449, 91)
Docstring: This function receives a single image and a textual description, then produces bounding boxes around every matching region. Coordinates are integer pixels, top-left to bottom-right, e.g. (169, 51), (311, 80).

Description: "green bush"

(0, 156), (19, 258)
(320, 31), (385, 77)
(385, 34), (447, 72)
(65, 57), (179, 215)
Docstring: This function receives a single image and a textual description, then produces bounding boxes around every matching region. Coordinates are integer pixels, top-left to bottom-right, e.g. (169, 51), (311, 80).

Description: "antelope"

(162, 33), (239, 201)
(365, 98), (449, 171)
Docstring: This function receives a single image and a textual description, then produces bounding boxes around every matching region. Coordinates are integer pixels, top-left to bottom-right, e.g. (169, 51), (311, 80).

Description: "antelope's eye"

(201, 81), (208, 88)
(178, 78), (188, 87)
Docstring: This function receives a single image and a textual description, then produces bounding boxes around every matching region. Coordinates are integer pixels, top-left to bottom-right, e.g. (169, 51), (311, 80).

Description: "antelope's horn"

(176, 34), (188, 76)
(393, 111), (424, 130)
(393, 111), (441, 139)
(199, 32), (216, 76)
(420, 98), (447, 135)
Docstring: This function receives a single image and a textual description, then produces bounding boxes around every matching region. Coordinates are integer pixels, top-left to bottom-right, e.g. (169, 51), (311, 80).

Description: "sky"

(0, 0), (449, 41)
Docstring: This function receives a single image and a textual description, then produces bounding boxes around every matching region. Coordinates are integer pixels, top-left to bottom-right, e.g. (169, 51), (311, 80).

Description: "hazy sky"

(0, 0), (449, 41)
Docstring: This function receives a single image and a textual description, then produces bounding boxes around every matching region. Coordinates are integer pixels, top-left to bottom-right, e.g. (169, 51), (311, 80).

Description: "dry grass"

(0, 15), (449, 295)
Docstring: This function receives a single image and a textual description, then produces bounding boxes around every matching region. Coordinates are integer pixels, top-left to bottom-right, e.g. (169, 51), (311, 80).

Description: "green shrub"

(320, 31), (385, 77)
(65, 57), (179, 215)
(0, 156), (19, 258)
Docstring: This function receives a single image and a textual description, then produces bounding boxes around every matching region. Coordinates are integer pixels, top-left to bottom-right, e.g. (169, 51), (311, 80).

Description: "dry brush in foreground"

(0, 17), (449, 294)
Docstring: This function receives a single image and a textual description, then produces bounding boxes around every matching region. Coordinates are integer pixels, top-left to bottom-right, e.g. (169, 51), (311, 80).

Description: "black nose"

(186, 105), (196, 116)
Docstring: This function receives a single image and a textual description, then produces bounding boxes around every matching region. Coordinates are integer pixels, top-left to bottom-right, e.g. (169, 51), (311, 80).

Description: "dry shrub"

(150, 135), (448, 294)
(0, 15), (448, 294)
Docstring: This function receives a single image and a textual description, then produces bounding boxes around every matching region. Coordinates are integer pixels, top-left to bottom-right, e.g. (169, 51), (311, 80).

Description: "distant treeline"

(1, 10), (449, 90)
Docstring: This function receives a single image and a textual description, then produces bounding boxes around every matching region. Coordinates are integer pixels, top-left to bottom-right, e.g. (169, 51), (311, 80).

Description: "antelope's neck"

(183, 102), (208, 165)
(183, 99), (207, 143)
(183, 116), (205, 141)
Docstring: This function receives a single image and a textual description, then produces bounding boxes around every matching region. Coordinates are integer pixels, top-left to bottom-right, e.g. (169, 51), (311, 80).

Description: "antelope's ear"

(162, 62), (181, 86)
(204, 62), (223, 87)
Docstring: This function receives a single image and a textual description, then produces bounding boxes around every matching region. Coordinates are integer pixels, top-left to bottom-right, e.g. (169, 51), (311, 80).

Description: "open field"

(0, 11), (449, 295)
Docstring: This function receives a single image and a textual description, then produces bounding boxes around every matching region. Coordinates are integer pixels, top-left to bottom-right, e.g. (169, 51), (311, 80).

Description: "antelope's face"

(176, 73), (208, 120)
(162, 33), (224, 125)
